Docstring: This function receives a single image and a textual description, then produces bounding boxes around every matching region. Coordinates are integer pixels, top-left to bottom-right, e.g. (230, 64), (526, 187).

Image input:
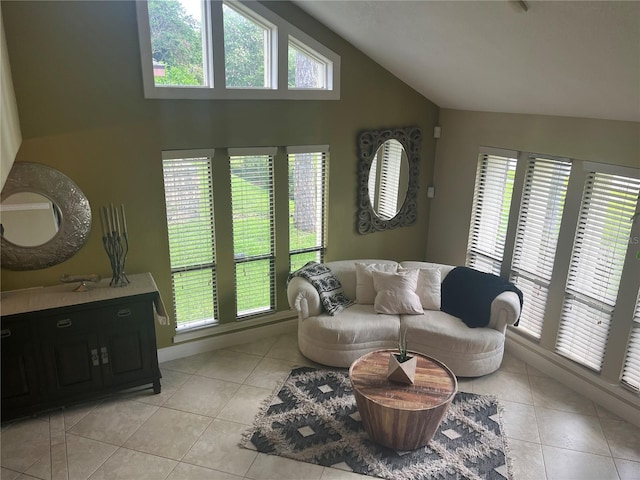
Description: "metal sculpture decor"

(100, 204), (129, 286)
(356, 126), (422, 234)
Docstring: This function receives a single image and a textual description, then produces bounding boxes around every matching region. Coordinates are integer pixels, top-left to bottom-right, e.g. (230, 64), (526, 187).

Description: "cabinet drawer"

(40, 310), (100, 335)
(1, 317), (33, 344)
(97, 300), (153, 324)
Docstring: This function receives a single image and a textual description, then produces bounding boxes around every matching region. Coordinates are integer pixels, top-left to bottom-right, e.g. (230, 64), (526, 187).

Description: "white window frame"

(229, 146), (277, 319)
(621, 290), (640, 392)
(509, 155), (572, 340)
(162, 149), (218, 332)
(288, 36), (331, 91)
(466, 147), (518, 276)
(222, 1), (277, 90)
(136, 0), (340, 100)
(556, 168), (640, 372)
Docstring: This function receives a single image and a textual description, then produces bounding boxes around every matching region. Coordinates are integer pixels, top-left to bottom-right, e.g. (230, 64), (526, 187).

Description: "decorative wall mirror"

(356, 126), (422, 234)
(1, 162), (92, 270)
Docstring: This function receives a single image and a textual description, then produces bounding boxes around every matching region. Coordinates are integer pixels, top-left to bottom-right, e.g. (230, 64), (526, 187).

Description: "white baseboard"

(157, 318), (298, 363)
(505, 331), (640, 428)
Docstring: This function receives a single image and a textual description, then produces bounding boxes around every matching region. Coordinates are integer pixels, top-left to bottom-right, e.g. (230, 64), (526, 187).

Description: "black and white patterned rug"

(241, 367), (513, 480)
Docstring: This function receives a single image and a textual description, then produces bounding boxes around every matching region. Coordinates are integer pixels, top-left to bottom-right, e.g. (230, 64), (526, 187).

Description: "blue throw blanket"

(288, 262), (354, 316)
(441, 266), (523, 328)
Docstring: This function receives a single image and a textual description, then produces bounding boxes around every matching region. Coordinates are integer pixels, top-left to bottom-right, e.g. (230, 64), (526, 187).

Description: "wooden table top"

(349, 350), (457, 411)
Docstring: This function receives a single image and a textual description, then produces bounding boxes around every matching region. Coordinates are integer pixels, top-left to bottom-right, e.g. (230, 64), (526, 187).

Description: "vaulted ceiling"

(293, 0), (640, 122)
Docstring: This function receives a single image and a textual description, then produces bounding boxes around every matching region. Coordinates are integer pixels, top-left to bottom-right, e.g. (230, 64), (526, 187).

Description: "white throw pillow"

(371, 269), (423, 315)
(400, 266), (442, 310)
(355, 263), (398, 304)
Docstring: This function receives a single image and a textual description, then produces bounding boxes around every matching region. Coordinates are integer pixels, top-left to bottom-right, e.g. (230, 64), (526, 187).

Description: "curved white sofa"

(287, 260), (521, 377)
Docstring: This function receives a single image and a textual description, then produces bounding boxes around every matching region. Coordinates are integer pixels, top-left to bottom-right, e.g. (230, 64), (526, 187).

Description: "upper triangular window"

(288, 37), (329, 90)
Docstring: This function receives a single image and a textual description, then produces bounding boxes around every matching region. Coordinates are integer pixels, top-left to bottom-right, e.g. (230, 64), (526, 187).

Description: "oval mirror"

(1, 162), (92, 270)
(368, 139), (409, 220)
(356, 127), (422, 234)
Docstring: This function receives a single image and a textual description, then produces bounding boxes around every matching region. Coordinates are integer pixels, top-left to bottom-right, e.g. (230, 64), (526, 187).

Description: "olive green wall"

(0, 1), (439, 348)
(427, 108), (640, 265)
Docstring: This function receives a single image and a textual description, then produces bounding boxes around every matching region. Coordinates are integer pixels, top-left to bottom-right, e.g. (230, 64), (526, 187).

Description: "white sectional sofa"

(287, 260), (522, 377)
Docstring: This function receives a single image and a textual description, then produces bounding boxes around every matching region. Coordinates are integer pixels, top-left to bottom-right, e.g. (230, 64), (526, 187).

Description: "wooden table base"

(349, 350), (457, 450)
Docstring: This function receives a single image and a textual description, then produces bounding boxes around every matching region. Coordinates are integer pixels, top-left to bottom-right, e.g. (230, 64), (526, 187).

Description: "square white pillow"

(371, 269), (423, 315)
(355, 263), (398, 304)
(400, 266), (442, 310)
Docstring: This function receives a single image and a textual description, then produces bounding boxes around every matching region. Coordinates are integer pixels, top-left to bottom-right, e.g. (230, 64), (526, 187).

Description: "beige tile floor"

(1, 332), (639, 480)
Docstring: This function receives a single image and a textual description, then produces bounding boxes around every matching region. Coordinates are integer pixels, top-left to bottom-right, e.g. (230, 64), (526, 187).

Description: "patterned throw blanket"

(288, 262), (354, 316)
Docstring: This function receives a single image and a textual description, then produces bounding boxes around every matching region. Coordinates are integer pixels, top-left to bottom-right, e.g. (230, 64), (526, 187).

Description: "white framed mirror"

(356, 127), (422, 234)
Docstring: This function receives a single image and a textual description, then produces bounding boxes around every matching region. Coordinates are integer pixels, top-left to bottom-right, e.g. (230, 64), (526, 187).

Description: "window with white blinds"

(557, 173), (640, 372)
(287, 147), (327, 273)
(466, 151), (518, 275)
(621, 291), (640, 392)
(510, 156), (571, 339)
(162, 151), (217, 330)
(230, 150), (275, 318)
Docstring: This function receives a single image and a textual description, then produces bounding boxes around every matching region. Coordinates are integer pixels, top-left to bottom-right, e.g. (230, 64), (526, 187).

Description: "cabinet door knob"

(117, 309), (132, 318)
(1, 329), (11, 338)
(100, 346), (109, 364)
(91, 348), (100, 366)
(57, 319), (73, 328)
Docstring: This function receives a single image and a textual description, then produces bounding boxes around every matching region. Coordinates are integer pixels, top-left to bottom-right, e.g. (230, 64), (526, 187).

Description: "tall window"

(556, 173), (640, 372)
(230, 149), (275, 318)
(162, 150), (217, 330)
(621, 291), (640, 392)
(467, 149), (640, 389)
(466, 150), (518, 275)
(287, 147), (327, 272)
(510, 156), (571, 339)
(137, 0), (340, 99)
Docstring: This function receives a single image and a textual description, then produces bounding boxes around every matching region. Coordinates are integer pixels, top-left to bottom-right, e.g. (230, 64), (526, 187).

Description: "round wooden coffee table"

(349, 349), (457, 450)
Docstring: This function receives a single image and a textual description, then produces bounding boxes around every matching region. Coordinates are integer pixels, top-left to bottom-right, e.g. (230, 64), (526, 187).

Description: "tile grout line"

(526, 366), (549, 480)
(51, 411), (69, 480)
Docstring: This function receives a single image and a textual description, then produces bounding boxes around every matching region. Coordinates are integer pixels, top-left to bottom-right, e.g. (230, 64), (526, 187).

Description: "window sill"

(143, 86), (340, 101)
(173, 309), (297, 344)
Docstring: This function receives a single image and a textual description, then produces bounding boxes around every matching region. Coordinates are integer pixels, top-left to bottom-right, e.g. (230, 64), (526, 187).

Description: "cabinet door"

(1, 319), (42, 416)
(99, 299), (160, 389)
(41, 312), (103, 398)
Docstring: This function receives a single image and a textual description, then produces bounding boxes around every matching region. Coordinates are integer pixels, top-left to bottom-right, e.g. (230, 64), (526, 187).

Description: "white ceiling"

(292, 0), (640, 122)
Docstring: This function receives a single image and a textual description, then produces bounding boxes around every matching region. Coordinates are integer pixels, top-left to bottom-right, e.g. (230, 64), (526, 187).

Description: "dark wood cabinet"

(1, 274), (163, 421)
(1, 318), (43, 414)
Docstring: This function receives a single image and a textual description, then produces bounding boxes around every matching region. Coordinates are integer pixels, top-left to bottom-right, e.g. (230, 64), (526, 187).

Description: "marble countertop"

(1, 273), (168, 324)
